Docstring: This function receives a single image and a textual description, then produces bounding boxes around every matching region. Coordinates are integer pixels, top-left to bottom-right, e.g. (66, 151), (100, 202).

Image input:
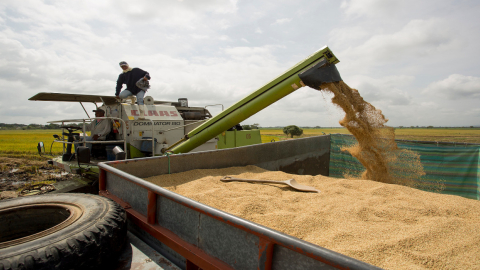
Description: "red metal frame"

(99, 169), (106, 191)
(100, 190), (232, 270)
(186, 260), (201, 270)
(147, 191), (157, 224)
(258, 238), (273, 270)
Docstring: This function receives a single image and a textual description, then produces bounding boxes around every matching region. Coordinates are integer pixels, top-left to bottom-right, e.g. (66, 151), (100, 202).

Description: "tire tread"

(0, 194), (126, 270)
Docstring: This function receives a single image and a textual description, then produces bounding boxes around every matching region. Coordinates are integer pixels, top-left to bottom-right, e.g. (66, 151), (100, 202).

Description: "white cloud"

(218, 35), (230, 41)
(341, 0), (405, 18)
(346, 75), (415, 106)
(111, 0), (238, 21)
(272, 18), (292, 25)
(423, 74), (480, 100)
(369, 19), (453, 58)
(218, 19), (232, 30)
(329, 26), (369, 46)
(336, 18), (457, 76)
(255, 27), (263, 34)
(191, 34), (209, 40)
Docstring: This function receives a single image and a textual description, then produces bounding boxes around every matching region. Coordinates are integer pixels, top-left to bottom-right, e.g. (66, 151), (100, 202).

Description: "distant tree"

(242, 124), (259, 130)
(45, 123), (61, 129)
(399, 126), (404, 128)
(283, 125), (303, 138)
(470, 126), (474, 128)
(427, 126), (434, 128)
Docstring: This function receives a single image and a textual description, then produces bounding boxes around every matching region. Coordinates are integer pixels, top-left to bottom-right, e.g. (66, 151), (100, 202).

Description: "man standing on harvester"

(115, 61), (151, 118)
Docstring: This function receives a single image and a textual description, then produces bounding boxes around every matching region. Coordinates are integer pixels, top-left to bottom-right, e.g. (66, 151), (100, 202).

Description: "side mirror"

(53, 134), (60, 140)
(37, 142), (45, 154)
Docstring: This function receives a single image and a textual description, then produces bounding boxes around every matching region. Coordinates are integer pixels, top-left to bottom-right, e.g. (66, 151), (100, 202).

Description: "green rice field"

(1, 128), (479, 159)
(0, 129), (68, 160)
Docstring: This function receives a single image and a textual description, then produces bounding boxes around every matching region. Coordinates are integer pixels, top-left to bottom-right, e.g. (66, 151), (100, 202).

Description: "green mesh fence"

(329, 134), (480, 200)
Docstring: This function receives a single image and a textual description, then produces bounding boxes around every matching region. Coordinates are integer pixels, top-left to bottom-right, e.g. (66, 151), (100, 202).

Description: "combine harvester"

(1, 47), (382, 269)
(29, 94), (262, 175)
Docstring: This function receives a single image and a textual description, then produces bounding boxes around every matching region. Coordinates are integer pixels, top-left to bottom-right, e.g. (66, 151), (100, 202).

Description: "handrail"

(49, 117), (127, 160)
(205, 104), (224, 111)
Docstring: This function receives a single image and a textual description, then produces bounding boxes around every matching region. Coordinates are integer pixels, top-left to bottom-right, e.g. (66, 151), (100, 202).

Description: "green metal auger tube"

(169, 46), (343, 154)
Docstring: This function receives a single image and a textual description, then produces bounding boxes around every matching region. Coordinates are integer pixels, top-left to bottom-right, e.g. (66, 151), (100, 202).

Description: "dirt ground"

(0, 157), (74, 200)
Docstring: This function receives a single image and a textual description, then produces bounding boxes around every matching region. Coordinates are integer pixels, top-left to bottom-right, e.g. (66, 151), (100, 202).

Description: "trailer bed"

(99, 135), (380, 269)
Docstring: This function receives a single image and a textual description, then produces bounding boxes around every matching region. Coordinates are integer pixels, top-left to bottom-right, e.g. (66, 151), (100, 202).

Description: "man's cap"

(119, 61), (128, 66)
(93, 109), (105, 113)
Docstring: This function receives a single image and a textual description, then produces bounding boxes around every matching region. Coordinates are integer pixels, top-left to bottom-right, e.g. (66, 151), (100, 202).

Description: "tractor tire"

(0, 193), (127, 270)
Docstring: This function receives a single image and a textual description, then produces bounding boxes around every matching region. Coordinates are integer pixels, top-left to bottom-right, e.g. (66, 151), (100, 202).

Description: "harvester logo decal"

(133, 121), (182, 126)
(130, 110), (179, 117)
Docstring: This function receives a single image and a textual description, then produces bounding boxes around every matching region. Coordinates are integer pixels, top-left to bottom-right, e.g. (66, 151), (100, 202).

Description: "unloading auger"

(167, 46), (343, 154)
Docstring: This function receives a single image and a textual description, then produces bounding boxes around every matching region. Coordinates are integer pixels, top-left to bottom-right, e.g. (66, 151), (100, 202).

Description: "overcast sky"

(1, 0), (479, 127)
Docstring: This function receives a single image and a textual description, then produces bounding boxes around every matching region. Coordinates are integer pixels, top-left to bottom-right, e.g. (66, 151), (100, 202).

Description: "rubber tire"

(0, 193), (127, 270)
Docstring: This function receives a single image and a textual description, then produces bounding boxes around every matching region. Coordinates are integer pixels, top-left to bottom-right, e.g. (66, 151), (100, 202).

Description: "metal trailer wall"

(99, 135), (381, 270)
(109, 135), (331, 178)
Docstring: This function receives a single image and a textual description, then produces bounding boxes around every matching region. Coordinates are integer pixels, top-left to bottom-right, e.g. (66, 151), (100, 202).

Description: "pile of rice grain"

(145, 166), (480, 270)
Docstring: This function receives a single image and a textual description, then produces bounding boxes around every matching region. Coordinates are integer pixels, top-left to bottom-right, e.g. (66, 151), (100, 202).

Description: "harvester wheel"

(0, 193), (126, 270)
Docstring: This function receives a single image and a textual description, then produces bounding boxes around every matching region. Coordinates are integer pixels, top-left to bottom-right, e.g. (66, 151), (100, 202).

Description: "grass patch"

(261, 135), (281, 143)
(260, 128), (350, 142)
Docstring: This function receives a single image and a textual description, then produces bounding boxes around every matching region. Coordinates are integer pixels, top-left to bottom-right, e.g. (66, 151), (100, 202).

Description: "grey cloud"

(341, 0), (405, 18)
(0, 0), (479, 127)
(0, 36), (113, 92)
(271, 18), (292, 25)
(423, 74), (480, 99)
(354, 78), (413, 106)
(348, 19), (453, 64)
(112, 0), (238, 22)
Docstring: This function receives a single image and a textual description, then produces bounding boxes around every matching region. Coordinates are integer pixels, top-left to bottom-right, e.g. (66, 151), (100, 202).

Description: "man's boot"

(138, 105), (145, 120)
(122, 95), (136, 104)
(128, 96), (137, 104)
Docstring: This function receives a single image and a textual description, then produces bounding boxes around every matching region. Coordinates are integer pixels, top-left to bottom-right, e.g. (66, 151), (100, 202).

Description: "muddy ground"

(0, 157), (75, 200)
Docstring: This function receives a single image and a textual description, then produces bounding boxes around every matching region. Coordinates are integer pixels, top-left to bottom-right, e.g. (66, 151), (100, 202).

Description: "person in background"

(76, 109), (111, 153)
